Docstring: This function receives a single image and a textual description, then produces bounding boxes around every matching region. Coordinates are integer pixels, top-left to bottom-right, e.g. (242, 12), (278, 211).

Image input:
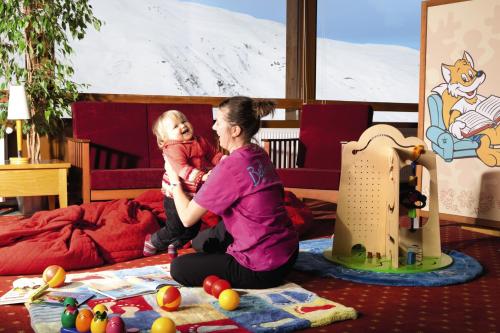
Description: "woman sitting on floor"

(165, 96), (299, 289)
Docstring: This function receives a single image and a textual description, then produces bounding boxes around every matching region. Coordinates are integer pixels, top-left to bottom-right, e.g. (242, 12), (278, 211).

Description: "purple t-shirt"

(194, 144), (299, 271)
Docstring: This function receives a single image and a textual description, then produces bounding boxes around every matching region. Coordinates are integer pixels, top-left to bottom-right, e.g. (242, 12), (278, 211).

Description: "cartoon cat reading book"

(431, 51), (500, 167)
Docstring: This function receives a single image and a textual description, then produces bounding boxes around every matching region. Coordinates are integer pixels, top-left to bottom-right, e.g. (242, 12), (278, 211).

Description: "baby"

(143, 110), (223, 256)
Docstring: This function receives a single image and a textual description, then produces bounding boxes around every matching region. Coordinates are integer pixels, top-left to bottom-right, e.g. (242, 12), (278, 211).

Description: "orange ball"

(156, 286), (181, 311)
(218, 289), (240, 311)
(151, 317), (176, 333)
(42, 265), (66, 288)
(75, 308), (93, 332)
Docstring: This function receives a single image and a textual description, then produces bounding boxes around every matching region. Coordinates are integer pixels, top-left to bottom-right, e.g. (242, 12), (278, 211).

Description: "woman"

(166, 96), (299, 289)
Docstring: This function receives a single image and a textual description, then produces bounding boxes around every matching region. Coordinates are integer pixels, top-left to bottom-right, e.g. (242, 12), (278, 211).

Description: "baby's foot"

(143, 234), (158, 257)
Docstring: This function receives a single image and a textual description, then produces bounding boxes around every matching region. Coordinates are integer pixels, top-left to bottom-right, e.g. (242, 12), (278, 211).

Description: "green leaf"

(0, 0), (101, 141)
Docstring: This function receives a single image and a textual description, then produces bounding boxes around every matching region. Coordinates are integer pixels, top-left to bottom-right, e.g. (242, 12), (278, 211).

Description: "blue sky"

(180, 0), (421, 50)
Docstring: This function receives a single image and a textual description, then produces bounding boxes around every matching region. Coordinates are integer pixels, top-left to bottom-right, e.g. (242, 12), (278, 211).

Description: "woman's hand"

(164, 156), (180, 183)
(164, 155), (207, 227)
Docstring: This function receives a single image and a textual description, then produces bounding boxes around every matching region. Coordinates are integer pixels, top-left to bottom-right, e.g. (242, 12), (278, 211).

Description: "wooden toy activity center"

(324, 125), (453, 273)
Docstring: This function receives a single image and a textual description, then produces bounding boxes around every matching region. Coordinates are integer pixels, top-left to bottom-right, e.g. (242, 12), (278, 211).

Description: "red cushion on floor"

(283, 191), (314, 236)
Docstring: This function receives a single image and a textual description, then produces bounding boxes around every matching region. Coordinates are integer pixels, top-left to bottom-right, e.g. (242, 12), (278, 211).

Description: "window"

(316, 0), (421, 107)
(70, 0), (286, 100)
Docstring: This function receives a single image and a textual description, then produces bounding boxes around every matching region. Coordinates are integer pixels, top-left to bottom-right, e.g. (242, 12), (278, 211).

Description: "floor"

(0, 200), (499, 333)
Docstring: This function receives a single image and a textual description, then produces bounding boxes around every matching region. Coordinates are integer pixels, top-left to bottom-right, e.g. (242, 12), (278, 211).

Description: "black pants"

(170, 222), (298, 289)
(151, 197), (201, 250)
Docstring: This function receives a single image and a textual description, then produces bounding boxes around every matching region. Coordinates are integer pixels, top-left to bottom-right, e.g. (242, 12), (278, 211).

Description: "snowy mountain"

(69, 0), (419, 106)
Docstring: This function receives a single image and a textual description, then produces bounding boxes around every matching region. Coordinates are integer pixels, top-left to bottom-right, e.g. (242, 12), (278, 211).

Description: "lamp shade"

(7, 85), (30, 120)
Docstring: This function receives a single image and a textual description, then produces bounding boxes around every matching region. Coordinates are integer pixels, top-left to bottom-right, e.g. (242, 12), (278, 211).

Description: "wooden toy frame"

(324, 125), (452, 273)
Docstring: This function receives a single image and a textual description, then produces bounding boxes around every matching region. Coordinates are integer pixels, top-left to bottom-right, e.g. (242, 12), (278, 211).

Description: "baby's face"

(165, 115), (194, 141)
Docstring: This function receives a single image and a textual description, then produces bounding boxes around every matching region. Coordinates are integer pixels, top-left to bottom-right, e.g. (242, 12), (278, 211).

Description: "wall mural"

(420, 0), (500, 223)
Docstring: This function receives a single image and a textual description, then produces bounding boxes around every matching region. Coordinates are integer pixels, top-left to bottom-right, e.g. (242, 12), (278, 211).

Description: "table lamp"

(7, 84), (31, 164)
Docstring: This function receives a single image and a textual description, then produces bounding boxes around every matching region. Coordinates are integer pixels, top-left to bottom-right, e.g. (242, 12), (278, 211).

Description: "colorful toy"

(75, 308), (93, 332)
(218, 289), (240, 311)
(211, 279), (231, 298)
(150, 317), (176, 333)
(43, 265), (67, 287)
(105, 316), (126, 333)
(61, 297), (79, 328)
(63, 297), (77, 308)
(202, 275), (220, 295)
(324, 125), (453, 273)
(30, 265), (66, 301)
(90, 310), (108, 333)
(92, 304), (108, 315)
(156, 286), (181, 311)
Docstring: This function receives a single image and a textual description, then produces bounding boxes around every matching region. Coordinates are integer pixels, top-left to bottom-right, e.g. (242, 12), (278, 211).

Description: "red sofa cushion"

(147, 104), (216, 168)
(299, 104), (373, 170)
(91, 168), (164, 190)
(277, 168), (340, 190)
(72, 102), (150, 169)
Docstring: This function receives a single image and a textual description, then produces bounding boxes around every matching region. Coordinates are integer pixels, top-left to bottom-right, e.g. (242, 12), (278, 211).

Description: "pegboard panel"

(341, 155), (387, 250)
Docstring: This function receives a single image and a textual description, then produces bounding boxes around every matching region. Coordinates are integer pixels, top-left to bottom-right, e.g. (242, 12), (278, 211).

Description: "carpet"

(294, 238), (483, 286)
(25, 265), (357, 333)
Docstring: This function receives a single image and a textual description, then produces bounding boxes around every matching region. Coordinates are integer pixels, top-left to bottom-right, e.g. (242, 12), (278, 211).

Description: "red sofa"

(68, 101), (215, 203)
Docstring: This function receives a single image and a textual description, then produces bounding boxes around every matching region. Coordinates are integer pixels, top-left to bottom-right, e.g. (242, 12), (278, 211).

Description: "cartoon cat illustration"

(431, 51), (499, 166)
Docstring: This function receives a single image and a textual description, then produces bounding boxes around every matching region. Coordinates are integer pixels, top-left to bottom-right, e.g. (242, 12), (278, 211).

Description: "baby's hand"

(202, 170), (212, 181)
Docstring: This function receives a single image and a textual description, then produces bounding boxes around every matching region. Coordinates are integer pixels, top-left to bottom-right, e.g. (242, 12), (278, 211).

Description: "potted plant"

(0, 0), (101, 161)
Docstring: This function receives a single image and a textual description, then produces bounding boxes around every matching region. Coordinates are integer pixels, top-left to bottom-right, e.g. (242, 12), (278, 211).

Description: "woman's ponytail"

(219, 96), (276, 141)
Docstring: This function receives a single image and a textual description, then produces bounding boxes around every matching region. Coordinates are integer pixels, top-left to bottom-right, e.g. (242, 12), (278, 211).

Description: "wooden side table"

(0, 160), (71, 209)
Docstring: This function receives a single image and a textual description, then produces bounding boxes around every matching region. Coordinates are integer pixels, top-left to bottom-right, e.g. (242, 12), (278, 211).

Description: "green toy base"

(323, 248), (453, 273)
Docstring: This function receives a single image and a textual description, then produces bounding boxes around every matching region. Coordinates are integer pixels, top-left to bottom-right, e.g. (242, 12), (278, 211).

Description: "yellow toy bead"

(151, 317), (176, 333)
(218, 289), (240, 311)
(412, 145), (424, 160)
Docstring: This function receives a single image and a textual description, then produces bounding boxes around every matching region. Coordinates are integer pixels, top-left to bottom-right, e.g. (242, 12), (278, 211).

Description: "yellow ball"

(151, 317), (176, 333)
(218, 289), (240, 311)
(92, 304), (108, 314)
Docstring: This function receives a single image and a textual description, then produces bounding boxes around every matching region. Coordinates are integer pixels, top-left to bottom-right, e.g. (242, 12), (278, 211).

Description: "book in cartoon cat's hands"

(456, 95), (500, 138)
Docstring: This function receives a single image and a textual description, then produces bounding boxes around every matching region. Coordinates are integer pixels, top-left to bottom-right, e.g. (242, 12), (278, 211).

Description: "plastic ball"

(211, 279), (231, 298)
(92, 303), (108, 315)
(75, 308), (93, 332)
(151, 317), (176, 333)
(156, 286), (181, 311)
(203, 275), (220, 295)
(218, 289), (240, 311)
(42, 265), (66, 287)
(105, 316), (126, 333)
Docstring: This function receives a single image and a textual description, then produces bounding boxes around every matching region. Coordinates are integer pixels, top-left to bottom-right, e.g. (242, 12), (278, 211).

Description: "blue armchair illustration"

(425, 93), (479, 162)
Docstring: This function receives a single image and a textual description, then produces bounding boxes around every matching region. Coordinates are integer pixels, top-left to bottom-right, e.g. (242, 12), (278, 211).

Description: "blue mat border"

(294, 239), (483, 286)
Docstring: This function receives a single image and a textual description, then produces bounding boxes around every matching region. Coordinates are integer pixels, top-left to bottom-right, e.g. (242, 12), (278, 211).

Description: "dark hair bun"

(253, 99), (276, 118)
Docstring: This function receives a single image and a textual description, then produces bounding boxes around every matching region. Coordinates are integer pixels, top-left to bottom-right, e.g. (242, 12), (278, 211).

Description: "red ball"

(203, 275), (220, 295)
(211, 279), (231, 298)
